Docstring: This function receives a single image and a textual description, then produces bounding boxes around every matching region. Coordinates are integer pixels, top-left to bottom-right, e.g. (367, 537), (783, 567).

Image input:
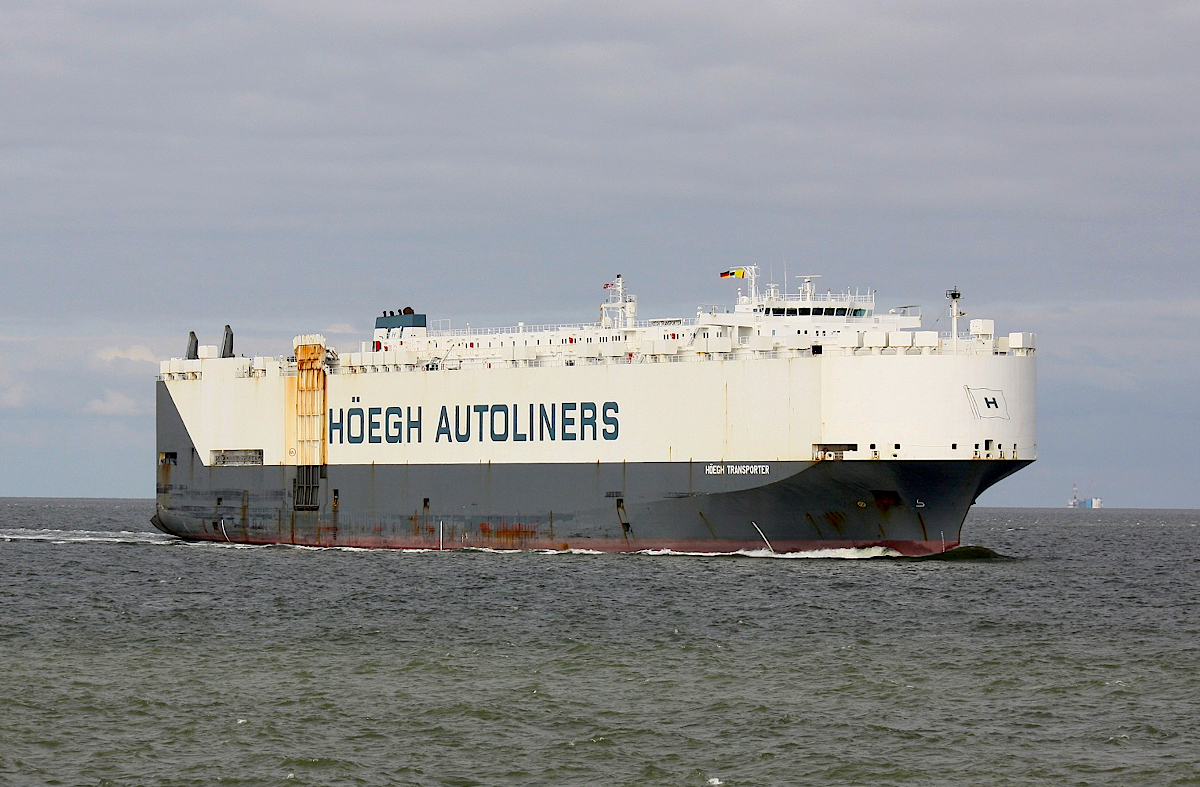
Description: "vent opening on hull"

(211, 449), (263, 466)
(294, 465), (322, 511)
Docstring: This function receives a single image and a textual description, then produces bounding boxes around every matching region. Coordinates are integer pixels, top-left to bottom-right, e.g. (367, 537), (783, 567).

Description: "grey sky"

(2, 1), (1197, 506)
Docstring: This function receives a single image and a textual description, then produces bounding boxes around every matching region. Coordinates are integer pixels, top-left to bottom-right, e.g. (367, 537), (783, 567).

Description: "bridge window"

(835, 308), (847, 316)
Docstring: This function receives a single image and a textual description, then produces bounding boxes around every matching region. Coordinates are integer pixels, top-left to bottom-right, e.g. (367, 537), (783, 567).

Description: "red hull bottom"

(152, 518), (957, 557)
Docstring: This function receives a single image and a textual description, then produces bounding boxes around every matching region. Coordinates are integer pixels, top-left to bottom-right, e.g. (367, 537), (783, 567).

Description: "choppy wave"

(910, 544), (1007, 560)
(4, 501), (1200, 787)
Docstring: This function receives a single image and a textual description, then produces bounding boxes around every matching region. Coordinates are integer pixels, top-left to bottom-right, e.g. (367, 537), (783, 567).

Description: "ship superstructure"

(153, 268), (1036, 555)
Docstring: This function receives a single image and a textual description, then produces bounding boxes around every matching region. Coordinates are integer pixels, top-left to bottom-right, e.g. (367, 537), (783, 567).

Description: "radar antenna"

(796, 274), (822, 299)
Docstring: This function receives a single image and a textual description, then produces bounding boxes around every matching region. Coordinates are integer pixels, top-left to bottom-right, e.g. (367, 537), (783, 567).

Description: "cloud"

(95, 345), (158, 363)
(0, 380), (29, 408)
(84, 390), (143, 416)
(0, 355), (30, 408)
(1, 0), (1198, 504)
(999, 297), (1200, 392)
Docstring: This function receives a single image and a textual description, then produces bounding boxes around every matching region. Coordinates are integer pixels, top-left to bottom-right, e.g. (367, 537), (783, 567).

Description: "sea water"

(1, 499), (1198, 786)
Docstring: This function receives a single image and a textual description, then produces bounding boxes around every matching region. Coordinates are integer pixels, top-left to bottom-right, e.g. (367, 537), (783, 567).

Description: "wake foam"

(0, 528), (174, 546)
(635, 546), (904, 559)
(2, 530), (989, 561)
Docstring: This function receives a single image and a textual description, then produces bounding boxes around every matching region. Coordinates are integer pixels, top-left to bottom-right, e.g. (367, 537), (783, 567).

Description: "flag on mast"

(719, 268), (746, 279)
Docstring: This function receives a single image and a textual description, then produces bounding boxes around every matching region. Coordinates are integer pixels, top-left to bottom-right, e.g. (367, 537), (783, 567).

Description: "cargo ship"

(1068, 484), (1102, 509)
(151, 268), (1036, 555)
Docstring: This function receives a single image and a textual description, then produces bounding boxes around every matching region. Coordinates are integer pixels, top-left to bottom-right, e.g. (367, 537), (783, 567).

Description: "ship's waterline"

(154, 269), (1036, 554)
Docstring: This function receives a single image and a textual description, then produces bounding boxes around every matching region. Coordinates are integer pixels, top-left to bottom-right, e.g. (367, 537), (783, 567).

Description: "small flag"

(719, 269), (746, 279)
(603, 282), (615, 289)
